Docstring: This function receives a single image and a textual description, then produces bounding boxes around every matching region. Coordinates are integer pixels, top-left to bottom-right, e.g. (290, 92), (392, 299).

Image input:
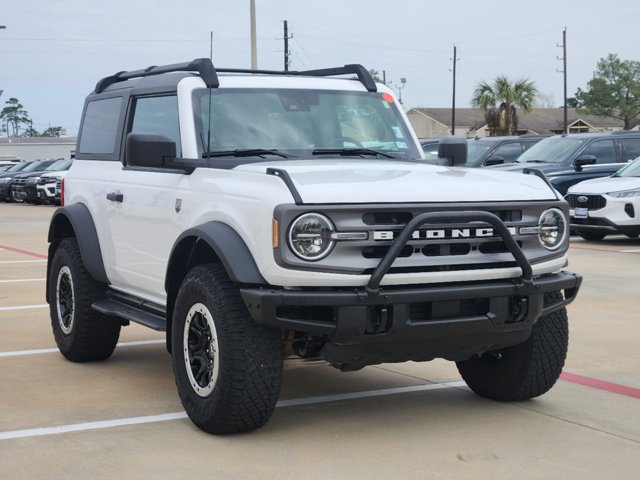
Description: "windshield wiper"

(312, 148), (398, 159)
(203, 149), (294, 159)
(518, 159), (546, 163)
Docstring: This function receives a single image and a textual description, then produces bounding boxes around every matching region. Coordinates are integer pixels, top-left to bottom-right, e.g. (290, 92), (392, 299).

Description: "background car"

(0, 159), (58, 202)
(419, 138), (439, 160)
(566, 156), (640, 241)
(13, 158), (72, 204)
(37, 161), (74, 205)
(491, 131), (640, 195)
(466, 134), (549, 167)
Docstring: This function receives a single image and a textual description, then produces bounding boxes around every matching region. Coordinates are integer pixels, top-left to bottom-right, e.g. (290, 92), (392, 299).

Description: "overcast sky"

(2, 0), (639, 136)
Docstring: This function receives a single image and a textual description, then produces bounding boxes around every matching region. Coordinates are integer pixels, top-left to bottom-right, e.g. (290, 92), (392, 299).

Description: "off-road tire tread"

(49, 237), (121, 362)
(172, 263), (282, 434)
(456, 291), (568, 401)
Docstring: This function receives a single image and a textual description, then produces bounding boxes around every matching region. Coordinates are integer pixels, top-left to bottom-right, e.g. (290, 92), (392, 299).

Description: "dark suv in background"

(12, 158), (72, 204)
(466, 135), (549, 167)
(491, 131), (640, 195)
(0, 159), (59, 202)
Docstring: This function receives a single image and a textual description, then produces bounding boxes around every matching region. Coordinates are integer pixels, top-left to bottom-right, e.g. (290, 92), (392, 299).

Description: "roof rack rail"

(94, 58), (219, 93)
(217, 64), (376, 92)
(94, 59), (377, 94)
(296, 65), (377, 92)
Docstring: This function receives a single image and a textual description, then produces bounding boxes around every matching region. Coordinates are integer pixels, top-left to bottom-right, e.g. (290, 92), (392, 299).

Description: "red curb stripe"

(0, 244), (48, 260)
(560, 372), (640, 399)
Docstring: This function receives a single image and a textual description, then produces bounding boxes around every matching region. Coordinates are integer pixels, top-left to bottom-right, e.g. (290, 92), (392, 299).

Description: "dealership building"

(0, 137), (76, 162)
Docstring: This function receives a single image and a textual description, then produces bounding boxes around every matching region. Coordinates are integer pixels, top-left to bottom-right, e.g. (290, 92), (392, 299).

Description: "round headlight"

(538, 208), (567, 251)
(288, 213), (335, 261)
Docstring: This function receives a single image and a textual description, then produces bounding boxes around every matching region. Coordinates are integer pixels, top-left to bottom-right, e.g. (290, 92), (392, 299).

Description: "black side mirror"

(126, 133), (176, 168)
(438, 136), (467, 166)
(574, 154), (597, 171)
(485, 156), (505, 166)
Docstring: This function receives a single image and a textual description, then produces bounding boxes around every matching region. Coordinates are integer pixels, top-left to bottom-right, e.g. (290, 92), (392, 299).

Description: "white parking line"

(0, 304), (48, 312)
(0, 381), (466, 441)
(0, 278), (46, 283)
(0, 260), (46, 264)
(620, 249), (640, 253)
(0, 340), (165, 358)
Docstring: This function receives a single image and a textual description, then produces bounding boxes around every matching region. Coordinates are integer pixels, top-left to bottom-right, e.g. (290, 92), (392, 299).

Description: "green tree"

(472, 76), (538, 136)
(369, 68), (384, 84)
(41, 126), (63, 137)
(0, 97), (32, 137)
(575, 54), (640, 130)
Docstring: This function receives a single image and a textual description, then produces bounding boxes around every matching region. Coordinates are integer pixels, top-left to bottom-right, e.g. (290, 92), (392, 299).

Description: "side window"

(130, 95), (181, 156)
(581, 139), (617, 164)
(491, 143), (524, 163)
(620, 138), (640, 161)
(78, 97), (123, 156)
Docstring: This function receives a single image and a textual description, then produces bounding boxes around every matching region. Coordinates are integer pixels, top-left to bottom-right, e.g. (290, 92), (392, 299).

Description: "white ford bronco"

(46, 59), (582, 434)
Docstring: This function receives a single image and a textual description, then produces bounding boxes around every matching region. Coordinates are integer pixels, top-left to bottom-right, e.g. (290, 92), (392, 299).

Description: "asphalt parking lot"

(0, 203), (638, 480)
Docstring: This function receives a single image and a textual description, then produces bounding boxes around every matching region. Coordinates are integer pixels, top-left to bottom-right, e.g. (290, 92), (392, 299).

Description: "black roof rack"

(94, 59), (376, 94)
(95, 58), (219, 93)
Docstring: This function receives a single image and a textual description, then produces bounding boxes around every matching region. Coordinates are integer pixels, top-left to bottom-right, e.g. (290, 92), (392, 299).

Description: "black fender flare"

(46, 203), (108, 302)
(165, 222), (266, 291)
(164, 222), (266, 353)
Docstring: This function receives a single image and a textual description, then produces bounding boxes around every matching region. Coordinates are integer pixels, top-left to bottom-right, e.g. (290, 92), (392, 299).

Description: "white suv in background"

(37, 168), (70, 205)
(567, 156), (640, 240)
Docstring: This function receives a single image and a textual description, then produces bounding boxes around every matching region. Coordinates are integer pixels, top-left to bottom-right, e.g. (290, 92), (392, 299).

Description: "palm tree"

(472, 76), (538, 136)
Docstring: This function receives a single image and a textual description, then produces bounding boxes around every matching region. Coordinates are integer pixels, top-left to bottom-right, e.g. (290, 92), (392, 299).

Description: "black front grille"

(566, 194), (606, 210)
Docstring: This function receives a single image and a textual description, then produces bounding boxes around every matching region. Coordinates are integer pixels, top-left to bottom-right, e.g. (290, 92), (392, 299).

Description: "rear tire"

(48, 237), (121, 361)
(456, 291), (568, 401)
(172, 263), (283, 434)
(577, 231), (607, 241)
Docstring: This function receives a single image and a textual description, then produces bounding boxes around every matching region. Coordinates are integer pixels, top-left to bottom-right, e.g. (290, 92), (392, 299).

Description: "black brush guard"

(240, 211), (582, 369)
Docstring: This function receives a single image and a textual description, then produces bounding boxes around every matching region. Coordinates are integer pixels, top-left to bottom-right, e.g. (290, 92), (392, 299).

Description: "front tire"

(456, 292), (568, 401)
(48, 237), (121, 361)
(172, 263), (283, 434)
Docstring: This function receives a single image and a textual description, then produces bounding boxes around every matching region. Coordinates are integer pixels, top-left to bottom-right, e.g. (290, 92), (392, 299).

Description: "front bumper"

(241, 271), (580, 334)
(243, 210), (581, 368)
(14, 184), (39, 202)
(241, 272), (581, 367)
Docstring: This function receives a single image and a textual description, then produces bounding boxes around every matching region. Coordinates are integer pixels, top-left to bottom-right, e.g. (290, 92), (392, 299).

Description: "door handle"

(106, 192), (124, 202)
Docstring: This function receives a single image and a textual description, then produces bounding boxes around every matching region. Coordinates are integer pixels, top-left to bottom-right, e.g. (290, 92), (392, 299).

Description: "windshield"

(6, 162), (28, 173)
(516, 136), (586, 163)
(614, 157), (640, 177)
(45, 159), (72, 171)
(194, 88), (420, 160)
(21, 161), (47, 173)
(466, 141), (495, 166)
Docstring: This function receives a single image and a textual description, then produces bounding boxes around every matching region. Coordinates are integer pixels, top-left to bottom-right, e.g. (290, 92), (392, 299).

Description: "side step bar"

(92, 291), (167, 331)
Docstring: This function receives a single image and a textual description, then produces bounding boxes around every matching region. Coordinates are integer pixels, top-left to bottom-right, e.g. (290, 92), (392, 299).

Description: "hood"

(234, 159), (557, 203)
(494, 161), (622, 177)
(568, 175), (640, 194)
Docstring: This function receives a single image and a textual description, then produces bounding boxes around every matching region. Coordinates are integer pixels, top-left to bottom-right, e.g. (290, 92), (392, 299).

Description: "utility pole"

(395, 78), (407, 104)
(451, 45), (459, 136)
(283, 20), (292, 71)
(557, 28), (568, 134)
(250, 0), (257, 69)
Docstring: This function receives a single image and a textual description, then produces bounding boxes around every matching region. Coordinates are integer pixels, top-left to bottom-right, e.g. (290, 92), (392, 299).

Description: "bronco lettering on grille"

(373, 226), (517, 241)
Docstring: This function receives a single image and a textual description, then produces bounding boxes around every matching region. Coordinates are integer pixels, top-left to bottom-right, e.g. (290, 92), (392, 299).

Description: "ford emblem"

(577, 195), (588, 203)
